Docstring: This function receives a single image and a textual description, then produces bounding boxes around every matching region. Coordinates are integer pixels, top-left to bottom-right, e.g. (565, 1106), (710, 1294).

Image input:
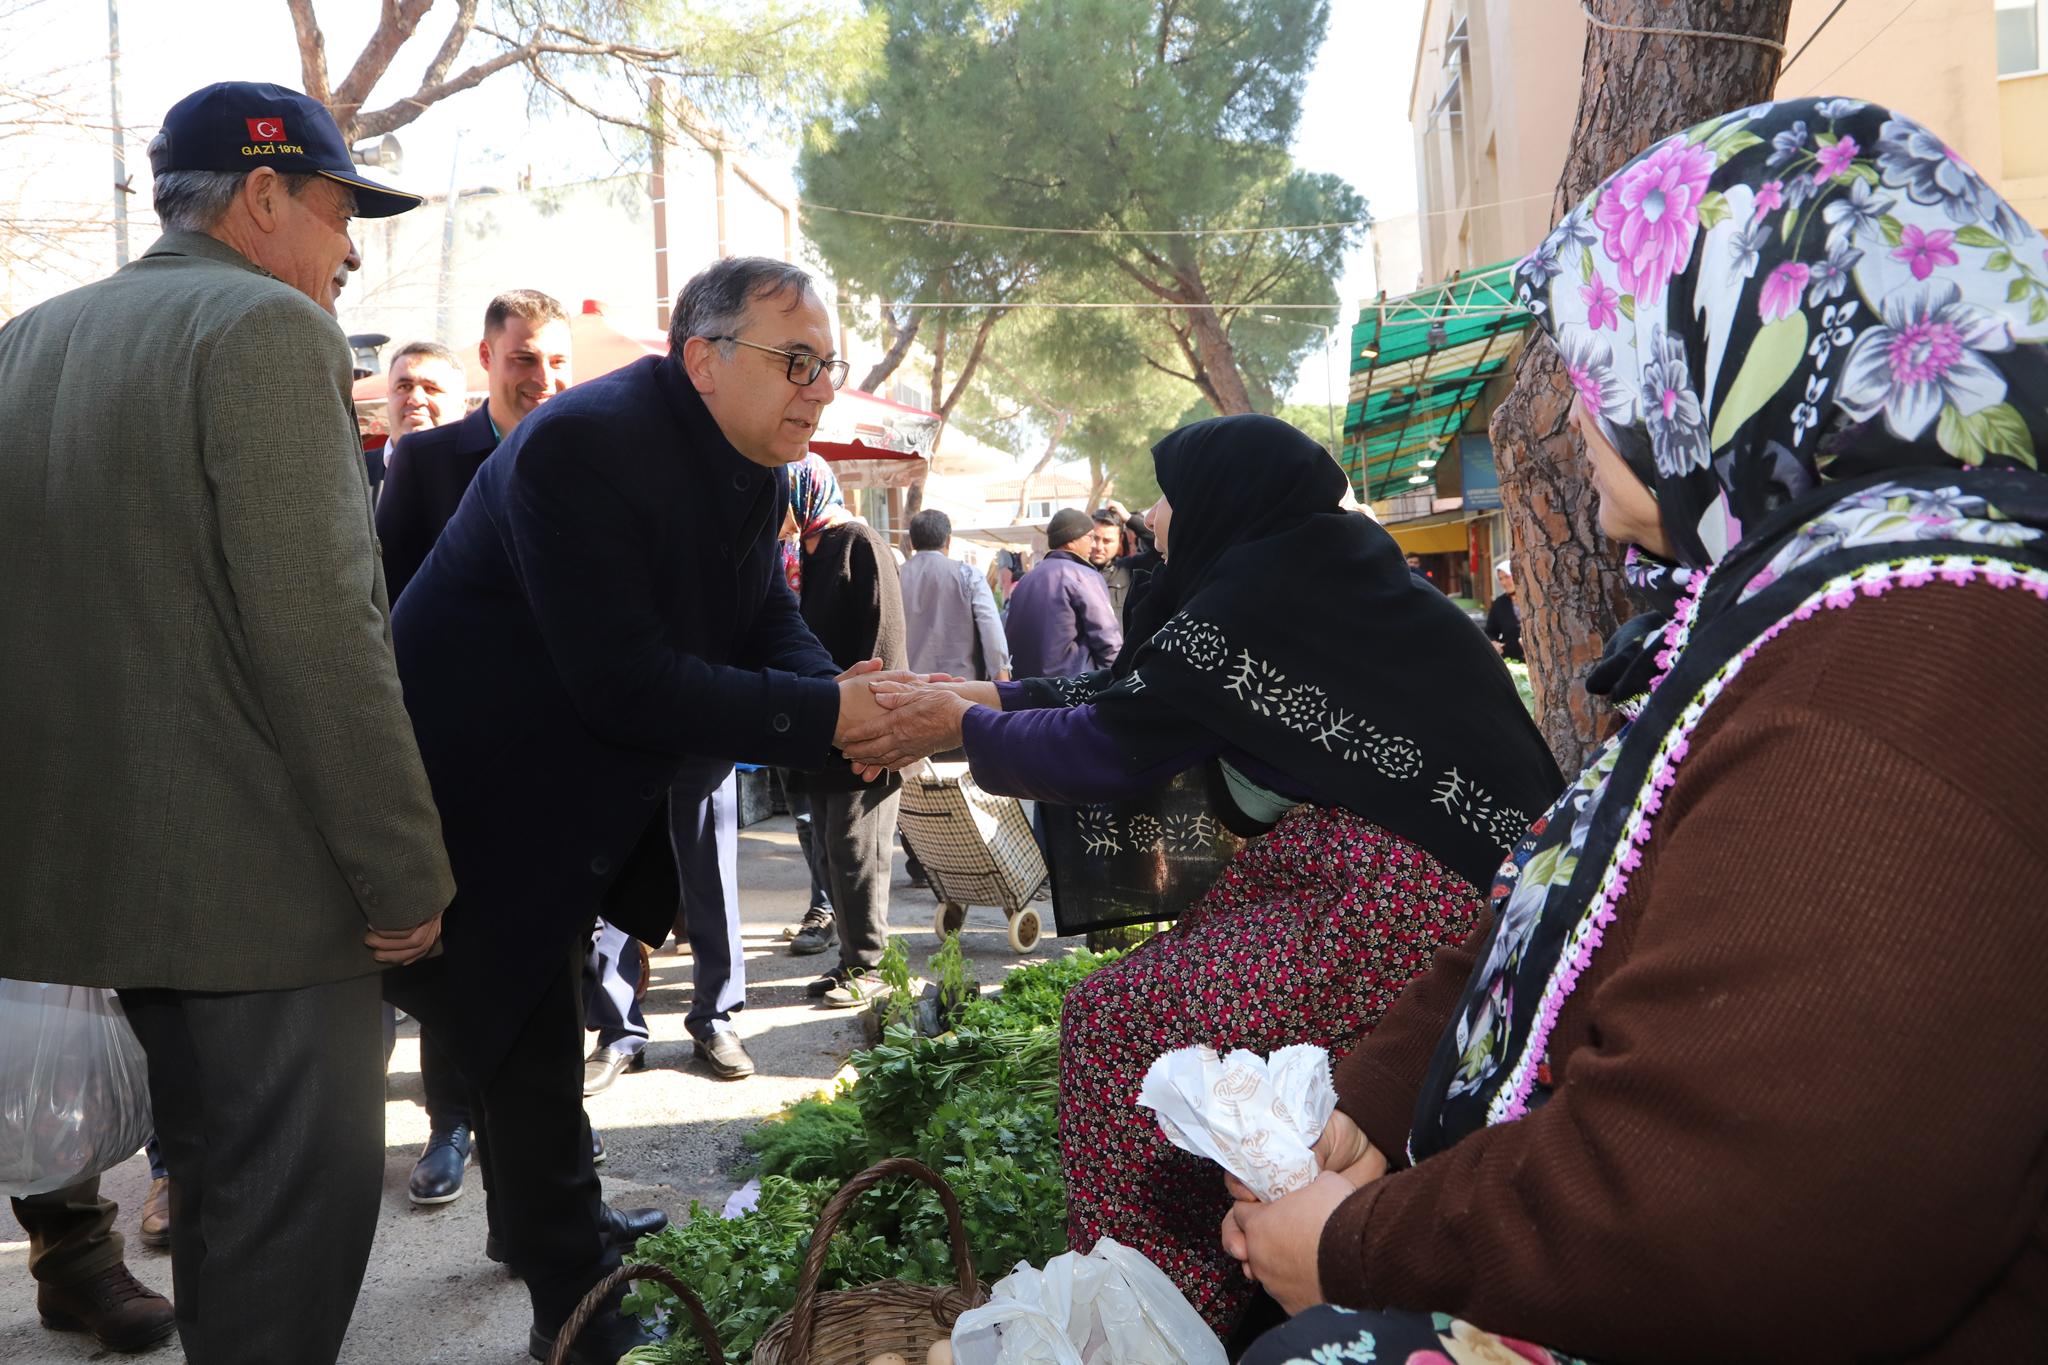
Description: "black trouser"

(434, 936), (613, 1329)
(775, 767), (834, 917)
(813, 783), (902, 972)
(11, 1176), (122, 1289)
(118, 974), (385, 1365)
(419, 1024), (473, 1131)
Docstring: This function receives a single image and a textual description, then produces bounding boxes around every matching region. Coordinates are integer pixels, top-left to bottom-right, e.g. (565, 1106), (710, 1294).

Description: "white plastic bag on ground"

(1135, 1044), (1336, 1201)
(950, 1237), (1226, 1365)
(0, 981), (153, 1197)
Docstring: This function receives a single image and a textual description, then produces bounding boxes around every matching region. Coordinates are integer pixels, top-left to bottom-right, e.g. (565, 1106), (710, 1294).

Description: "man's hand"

(833, 675), (890, 752)
(840, 684), (976, 771)
(1218, 1171), (1360, 1314)
(366, 912), (442, 966)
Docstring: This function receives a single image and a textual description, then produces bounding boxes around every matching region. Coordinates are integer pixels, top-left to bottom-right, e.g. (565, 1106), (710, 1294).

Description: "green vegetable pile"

(622, 947), (1125, 1364)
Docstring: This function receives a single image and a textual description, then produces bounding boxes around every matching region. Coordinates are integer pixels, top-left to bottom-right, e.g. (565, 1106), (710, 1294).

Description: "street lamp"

(1252, 313), (1344, 456)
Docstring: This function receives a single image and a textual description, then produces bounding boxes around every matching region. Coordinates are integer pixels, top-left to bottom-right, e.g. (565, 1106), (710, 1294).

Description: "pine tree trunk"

(1489, 0), (1793, 771)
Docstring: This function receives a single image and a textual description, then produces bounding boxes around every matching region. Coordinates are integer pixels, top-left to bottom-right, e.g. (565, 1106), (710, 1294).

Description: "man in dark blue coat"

(384, 257), (883, 1363)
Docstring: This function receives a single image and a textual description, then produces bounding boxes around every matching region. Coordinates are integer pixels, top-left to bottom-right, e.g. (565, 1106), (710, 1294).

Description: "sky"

(8, 0), (1428, 406)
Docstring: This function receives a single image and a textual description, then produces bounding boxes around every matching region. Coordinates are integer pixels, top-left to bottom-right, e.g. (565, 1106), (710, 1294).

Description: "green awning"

(1338, 261), (1531, 501)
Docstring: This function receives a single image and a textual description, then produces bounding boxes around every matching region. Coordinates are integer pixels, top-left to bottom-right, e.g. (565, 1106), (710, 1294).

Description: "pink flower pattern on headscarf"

(1893, 223), (1959, 280)
(1813, 134), (1860, 183)
(1759, 261), (1811, 322)
(1580, 276), (1620, 331)
(1591, 136), (1716, 306)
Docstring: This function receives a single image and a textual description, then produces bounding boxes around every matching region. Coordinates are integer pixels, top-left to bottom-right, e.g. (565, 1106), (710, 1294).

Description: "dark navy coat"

(376, 401), (497, 602)
(384, 355), (840, 1079)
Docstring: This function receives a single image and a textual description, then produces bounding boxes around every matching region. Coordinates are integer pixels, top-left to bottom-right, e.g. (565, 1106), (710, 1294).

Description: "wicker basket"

(549, 1263), (724, 1365)
(752, 1157), (988, 1365)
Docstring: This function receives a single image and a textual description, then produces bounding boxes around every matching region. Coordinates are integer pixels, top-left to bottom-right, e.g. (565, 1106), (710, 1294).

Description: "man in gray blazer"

(0, 82), (452, 1364)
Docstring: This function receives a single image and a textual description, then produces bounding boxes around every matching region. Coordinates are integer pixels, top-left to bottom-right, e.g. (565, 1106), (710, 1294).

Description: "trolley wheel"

(934, 901), (968, 938)
(1007, 907), (1043, 954)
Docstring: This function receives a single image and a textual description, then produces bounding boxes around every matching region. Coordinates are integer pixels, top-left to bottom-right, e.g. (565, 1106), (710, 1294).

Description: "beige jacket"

(0, 232), (454, 990)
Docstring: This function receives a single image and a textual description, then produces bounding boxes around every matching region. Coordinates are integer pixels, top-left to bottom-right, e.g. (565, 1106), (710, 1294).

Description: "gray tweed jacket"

(0, 232), (454, 991)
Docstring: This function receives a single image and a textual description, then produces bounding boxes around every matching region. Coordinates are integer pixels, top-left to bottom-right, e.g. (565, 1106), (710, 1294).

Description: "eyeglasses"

(703, 336), (851, 390)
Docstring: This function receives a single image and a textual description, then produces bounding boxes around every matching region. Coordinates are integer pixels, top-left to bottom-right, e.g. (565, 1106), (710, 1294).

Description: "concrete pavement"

(0, 814), (1058, 1363)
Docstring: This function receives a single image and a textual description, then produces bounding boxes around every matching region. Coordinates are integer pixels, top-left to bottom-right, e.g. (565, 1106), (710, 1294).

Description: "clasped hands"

(1219, 1108), (1388, 1314)
(832, 659), (992, 780)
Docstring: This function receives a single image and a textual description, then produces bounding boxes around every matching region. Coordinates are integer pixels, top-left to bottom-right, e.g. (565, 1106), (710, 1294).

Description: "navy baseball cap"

(150, 81), (421, 218)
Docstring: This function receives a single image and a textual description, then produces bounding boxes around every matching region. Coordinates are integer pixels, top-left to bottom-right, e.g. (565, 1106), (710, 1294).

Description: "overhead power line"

(1779, 0), (1852, 74)
(1794, 0), (1923, 94)
(797, 202), (1367, 236)
(792, 190), (1558, 238)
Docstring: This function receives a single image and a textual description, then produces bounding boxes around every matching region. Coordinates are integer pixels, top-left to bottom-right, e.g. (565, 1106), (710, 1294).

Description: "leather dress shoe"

(601, 1203), (668, 1246)
(37, 1261), (175, 1353)
(408, 1123), (472, 1206)
(138, 1176), (171, 1249)
(582, 1043), (646, 1097)
(528, 1301), (652, 1364)
(694, 1028), (755, 1079)
(486, 1202), (667, 1265)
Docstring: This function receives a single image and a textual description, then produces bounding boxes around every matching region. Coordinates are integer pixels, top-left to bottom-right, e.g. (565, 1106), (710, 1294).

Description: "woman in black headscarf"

(846, 413), (1561, 1334)
(1225, 97), (2048, 1365)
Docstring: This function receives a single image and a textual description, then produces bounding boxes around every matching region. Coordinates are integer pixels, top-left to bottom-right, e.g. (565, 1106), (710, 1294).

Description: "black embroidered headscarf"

(1086, 415), (1563, 891)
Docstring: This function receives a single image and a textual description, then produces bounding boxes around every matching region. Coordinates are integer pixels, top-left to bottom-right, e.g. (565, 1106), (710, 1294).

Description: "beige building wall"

(1778, 0), (2001, 173)
(1406, 0), (2025, 287)
(1409, 0), (1586, 283)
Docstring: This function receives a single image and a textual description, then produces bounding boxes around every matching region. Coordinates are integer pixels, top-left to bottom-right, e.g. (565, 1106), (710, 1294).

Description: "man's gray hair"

(147, 130), (320, 233)
(668, 256), (817, 358)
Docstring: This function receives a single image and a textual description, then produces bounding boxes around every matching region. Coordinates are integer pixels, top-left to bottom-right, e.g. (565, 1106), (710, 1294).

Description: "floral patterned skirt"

(1056, 805), (1485, 1337)
(1244, 1306), (1592, 1365)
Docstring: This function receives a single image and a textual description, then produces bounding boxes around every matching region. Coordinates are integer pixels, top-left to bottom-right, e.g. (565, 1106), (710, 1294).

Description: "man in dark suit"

(377, 291), (572, 1214)
(378, 290), (571, 599)
(384, 256), (892, 1363)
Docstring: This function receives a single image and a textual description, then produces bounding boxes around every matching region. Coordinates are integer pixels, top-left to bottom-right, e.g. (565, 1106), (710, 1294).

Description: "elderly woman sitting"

(843, 413), (1561, 1335)
(1225, 97), (2048, 1365)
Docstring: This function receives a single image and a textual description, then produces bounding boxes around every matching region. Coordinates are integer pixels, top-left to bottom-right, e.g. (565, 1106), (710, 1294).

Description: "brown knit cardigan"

(1317, 584), (2048, 1363)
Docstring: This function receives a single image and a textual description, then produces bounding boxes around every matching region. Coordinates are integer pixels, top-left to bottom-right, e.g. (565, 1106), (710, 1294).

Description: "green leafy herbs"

(956, 947), (1124, 1033)
(875, 935), (918, 1033)
(928, 929), (975, 1022)
(629, 950), (1121, 1365)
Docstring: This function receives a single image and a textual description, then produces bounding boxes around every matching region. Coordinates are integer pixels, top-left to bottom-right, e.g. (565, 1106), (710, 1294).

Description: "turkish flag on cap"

(246, 116), (286, 142)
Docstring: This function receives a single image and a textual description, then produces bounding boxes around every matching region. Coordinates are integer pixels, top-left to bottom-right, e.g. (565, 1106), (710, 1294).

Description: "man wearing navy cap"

(0, 82), (448, 1363)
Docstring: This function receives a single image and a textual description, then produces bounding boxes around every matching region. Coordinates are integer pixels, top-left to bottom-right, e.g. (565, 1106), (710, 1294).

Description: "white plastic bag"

(1135, 1044), (1336, 1201)
(950, 1237), (1226, 1365)
(0, 981), (154, 1197)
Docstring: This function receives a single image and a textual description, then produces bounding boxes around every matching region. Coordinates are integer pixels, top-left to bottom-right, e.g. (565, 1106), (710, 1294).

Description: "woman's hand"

(838, 683), (978, 772)
(1222, 1112), (1387, 1206)
(1218, 1171), (1359, 1314)
(1313, 1111), (1384, 1182)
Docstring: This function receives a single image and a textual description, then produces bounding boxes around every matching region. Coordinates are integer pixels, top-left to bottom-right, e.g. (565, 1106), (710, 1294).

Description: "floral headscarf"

(1517, 96), (2048, 570)
(780, 453), (855, 594)
(1411, 99), (2048, 1159)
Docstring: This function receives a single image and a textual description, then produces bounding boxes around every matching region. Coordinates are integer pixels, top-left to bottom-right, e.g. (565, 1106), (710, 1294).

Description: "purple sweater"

(961, 680), (1311, 810)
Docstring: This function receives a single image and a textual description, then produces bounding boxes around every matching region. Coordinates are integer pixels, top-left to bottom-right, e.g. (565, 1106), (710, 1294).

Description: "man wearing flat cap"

(0, 82), (450, 1363)
(1004, 507), (1125, 678)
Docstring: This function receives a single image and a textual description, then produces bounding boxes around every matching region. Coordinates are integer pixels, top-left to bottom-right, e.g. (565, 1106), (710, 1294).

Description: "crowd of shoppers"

(6, 74), (2043, 1365)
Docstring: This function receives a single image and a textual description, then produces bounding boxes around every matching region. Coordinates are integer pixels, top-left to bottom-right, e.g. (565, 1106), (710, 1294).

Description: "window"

(1024, 499), (1056, 519)
(1999, 0), (2044, 75)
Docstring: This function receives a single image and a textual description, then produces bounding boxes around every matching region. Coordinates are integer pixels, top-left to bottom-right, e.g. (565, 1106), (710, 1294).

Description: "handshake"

(829, 660), (997, 781)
